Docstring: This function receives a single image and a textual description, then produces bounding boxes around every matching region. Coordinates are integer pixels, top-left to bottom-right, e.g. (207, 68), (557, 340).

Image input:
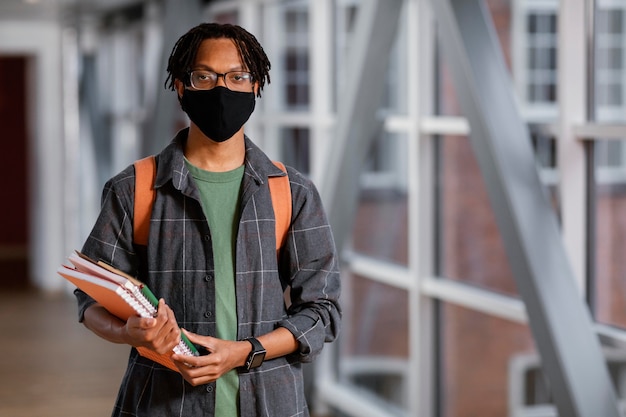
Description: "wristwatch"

(244, 337), (266, 371)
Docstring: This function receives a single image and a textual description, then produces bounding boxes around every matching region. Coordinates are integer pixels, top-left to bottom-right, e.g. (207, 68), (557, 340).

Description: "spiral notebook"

(58, 251), (199, 372)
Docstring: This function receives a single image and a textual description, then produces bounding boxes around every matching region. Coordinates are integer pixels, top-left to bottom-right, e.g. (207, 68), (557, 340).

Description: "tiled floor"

(0, 290), (128, 417)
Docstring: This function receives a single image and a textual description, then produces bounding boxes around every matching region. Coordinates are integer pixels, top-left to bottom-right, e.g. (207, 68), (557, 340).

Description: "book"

(58, 251), (199, 372)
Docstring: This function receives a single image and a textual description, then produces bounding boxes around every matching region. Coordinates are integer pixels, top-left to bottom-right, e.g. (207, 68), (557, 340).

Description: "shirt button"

(204, 275), (212, 282)
(204, 235), (210, 242)
(206, 385), (213, 393)
(204, 311), (212, 318)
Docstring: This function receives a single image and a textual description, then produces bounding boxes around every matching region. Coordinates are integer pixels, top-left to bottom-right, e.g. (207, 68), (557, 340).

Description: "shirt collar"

(154, 127), (287, 193)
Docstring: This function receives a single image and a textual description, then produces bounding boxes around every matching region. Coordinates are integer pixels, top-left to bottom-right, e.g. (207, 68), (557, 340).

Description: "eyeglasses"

(188, 70), (254, 92)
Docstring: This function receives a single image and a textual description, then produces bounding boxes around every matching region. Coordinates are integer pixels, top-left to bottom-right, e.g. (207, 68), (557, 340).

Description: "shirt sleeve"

(74, 166), (138, 322)
(276, 171), (342, 363)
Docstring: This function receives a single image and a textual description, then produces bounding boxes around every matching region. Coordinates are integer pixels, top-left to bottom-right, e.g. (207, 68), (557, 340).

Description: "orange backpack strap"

(132, 156), (290, 252)
(133, 156), (157, 246)
(269, 161), (291, 252)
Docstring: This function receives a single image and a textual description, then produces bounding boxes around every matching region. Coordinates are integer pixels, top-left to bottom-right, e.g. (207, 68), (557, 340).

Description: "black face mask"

(181, 86), (256, 143)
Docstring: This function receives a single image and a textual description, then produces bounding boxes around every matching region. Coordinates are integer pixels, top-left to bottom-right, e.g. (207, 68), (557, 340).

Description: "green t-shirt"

(185, 159), (244, 417)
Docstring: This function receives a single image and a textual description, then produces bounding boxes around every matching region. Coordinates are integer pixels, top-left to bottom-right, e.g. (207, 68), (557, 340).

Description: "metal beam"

(320, 0), (404, 252)
(430, 1), (621, 416)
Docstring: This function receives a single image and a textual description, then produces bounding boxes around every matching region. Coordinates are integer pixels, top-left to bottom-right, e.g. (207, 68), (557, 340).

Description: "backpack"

(132, 155), (292, 253)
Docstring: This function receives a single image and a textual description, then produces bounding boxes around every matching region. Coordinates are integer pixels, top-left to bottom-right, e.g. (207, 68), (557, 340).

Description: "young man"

(74, 23), (341, 417)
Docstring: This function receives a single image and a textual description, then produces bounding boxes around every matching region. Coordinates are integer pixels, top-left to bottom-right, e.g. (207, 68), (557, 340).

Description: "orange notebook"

(58, 251), (199, 372)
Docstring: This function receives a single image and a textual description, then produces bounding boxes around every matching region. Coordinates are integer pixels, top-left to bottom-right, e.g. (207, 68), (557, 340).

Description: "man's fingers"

(147, 301), (181, 353)
(181, 329), (201, 343)
(127, 315), (156, 331)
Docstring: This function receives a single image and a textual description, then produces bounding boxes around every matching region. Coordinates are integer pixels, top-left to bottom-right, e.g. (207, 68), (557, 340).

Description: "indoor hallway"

(0, 290), (128, 416)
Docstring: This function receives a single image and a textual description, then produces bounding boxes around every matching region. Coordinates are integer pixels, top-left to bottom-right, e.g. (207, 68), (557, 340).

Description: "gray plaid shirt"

(75, 128), (341, 417)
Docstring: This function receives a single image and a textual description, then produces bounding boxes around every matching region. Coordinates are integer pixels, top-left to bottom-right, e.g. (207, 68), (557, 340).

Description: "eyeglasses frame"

(187, 69), (254, 92)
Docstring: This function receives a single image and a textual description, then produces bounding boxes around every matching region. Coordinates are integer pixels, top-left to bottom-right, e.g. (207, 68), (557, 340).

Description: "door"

(0, 56), (29, 290)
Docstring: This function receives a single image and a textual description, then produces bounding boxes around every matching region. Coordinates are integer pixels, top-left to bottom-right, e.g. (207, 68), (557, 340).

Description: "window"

(512, 0), (559, 122)
(513, 1), (560, 187)
(283, 8), (309, 110)
(595, 3), (626, 121)
(281, 127), (310, 173)
(594, 2), (626, 183)
(526, 11), (558, 104)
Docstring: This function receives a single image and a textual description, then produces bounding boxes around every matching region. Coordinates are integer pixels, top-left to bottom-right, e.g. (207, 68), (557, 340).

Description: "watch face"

(249, 351), (266, 369)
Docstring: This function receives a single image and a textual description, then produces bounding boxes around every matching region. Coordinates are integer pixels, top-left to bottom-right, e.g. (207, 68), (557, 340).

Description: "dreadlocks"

(165, 23), (271, 98)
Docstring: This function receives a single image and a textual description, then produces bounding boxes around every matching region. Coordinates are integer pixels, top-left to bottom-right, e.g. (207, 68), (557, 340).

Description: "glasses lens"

(189, 70), (253, 92)
(225, 72), (253, 92)
(190, 71), (217, 90)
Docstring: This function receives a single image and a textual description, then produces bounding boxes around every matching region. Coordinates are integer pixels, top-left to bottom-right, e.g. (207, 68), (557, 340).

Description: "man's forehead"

(194, 38), (242, 63)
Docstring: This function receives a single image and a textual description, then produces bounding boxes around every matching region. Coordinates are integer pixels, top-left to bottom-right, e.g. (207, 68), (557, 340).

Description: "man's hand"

(171, 330), (250, 386)
(171, 327), (299, 386)
(124, 298), (181, 354)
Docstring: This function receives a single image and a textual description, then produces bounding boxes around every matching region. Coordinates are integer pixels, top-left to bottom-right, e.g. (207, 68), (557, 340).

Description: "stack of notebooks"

(58, 251), (199, 372)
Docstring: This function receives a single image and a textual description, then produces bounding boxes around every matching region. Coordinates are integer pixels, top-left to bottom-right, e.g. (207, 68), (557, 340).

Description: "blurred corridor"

(0, 291), (127, 416)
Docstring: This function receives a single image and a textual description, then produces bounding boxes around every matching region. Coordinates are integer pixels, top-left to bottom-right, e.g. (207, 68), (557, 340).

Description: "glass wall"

(438, 304), (536, 417)
(434, 2), (542, 415)
(339, 272), (410, 412)
(591, 1), (626, 334)
(592, 140), (626, 330)
(435, 133), (518, 296)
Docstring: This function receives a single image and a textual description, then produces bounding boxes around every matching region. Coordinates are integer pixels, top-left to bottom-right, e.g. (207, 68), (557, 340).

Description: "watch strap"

(246, 337), (264, 353)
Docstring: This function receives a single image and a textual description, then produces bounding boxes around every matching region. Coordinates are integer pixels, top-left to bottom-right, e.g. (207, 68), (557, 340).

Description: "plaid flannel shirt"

(74, 128), (341, 417)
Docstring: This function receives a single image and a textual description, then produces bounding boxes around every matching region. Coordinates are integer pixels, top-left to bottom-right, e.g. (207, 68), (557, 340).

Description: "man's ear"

(175, 79), (185, 99)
